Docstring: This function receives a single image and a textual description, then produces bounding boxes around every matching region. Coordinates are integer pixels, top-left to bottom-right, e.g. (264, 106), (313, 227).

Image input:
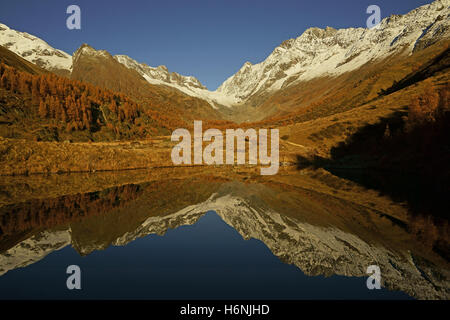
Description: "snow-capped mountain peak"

(0, 22), (72, 72)
(215, 0), (450, 105)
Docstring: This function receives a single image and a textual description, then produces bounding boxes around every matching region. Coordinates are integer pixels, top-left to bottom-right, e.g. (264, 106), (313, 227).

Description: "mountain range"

(1, 0), (449, 121)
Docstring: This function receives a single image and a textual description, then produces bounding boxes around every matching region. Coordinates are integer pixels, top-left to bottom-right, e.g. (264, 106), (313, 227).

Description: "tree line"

(0, 62), (185, 139)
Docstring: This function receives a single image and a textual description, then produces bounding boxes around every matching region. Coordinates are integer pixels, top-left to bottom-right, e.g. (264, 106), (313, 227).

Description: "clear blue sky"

(0, 0), (434, 90)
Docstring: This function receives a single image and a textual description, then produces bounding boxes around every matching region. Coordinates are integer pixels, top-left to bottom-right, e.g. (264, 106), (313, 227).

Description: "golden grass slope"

(0, 46), (47, 75)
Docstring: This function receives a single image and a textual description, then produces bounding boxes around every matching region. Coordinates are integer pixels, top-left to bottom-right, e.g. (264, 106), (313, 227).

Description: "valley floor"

(0, 136), (301, 176)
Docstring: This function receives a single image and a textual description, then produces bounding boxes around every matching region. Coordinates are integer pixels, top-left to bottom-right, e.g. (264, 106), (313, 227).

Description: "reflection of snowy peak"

(112, 208), (204, 248)
(0, 230), (71, 276)
(106, 191), (450, 299)
(0, 23), (72, 72)
(216, 0), (450, 104)
(0, 190), (448, 299)
(209, 194), (450, 300)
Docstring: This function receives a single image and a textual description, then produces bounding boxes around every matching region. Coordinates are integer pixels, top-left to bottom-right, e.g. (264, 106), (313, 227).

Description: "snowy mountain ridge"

(216, 0), (450, 104)
(0, 23), (72, 72)
(112, 54), (237, 109)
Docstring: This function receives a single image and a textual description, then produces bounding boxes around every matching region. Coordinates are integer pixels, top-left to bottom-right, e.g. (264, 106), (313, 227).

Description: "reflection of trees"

(0, 184), (142, 240)
(0, 176), (224, 253)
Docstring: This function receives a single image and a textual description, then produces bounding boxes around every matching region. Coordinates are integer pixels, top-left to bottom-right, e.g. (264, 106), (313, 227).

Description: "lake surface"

(0, 167), (448, 299)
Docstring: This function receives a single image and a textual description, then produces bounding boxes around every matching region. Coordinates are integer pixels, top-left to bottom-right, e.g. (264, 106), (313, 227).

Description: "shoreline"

(0, 137), (301, 176)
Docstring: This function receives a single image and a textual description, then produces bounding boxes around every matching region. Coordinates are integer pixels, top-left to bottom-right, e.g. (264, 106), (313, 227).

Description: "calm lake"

(0, 167), (448, 299)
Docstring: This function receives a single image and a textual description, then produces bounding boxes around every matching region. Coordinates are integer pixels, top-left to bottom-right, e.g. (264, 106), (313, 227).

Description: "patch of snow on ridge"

(114, 54), (239, 108)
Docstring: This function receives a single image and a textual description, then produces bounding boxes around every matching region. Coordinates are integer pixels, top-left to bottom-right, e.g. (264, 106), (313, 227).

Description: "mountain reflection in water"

(0, 167), (448, 299)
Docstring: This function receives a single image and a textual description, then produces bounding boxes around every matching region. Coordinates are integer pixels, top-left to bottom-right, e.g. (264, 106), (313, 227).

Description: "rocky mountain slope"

(114, 55), (206, 91)
(70, 44), (222, 120)
(0, 23), (225, 108)
(110, 0), (450, 113)
(71, 43), (153, 97)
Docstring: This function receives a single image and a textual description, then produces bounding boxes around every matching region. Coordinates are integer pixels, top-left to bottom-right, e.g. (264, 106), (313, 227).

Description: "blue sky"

(0, 0), (434, 90)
